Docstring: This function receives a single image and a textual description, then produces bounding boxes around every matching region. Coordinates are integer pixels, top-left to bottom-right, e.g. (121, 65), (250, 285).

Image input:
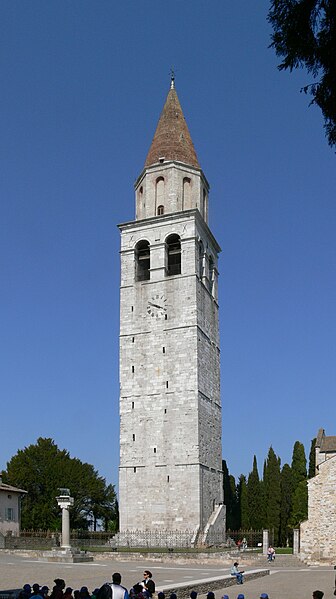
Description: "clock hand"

(148, 301), (164, 309)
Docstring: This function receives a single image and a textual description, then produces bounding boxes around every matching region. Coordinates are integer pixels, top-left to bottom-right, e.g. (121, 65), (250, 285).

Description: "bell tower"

(118, 77), (225, 544)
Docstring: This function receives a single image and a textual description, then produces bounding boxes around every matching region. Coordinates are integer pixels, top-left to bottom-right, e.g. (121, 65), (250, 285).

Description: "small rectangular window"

(163, 347), (165, 353)
(132, 337), (135, 343)
(166, 381), (169, 388)
(131, 306), (134, 312)
(134, 467), (136, 473)
(164, 408), (167, 414)
(167, 475), (170, 483)
(132, 434), (135, 441)
(165, 314), (168, 320)
(154, 447), (157, 454)
(132, 401), (134, 409)
(132, 365), (135, 373)
(5, 508), (14, 521)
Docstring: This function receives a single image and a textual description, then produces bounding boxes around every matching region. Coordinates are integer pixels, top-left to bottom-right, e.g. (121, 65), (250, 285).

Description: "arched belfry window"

(166, 234), (181, 276)
(156, 177), (164, 214)
(135, 240), (150, 281)
(157, 205), (164, 215)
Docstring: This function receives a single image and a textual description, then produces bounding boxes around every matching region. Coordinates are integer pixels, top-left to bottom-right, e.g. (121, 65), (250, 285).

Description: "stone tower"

(118, 78), (225, 544)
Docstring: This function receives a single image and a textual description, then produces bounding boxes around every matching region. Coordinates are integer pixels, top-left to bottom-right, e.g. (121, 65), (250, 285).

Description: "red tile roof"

(145, 87), (200, 169)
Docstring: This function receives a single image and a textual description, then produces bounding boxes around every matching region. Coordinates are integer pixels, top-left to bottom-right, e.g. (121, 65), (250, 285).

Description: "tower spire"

(144, 80), (200, 169)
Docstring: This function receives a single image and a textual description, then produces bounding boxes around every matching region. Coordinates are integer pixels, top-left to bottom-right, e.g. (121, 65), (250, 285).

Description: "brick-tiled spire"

(145, 81), (200, 169)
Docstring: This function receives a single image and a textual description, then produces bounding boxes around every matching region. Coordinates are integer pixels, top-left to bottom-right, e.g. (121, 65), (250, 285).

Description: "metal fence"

(2, 528), (270, 550)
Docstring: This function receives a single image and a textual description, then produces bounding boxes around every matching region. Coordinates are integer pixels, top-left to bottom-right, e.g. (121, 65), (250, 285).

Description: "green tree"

(290, 441), (308, 526)
(223, 460), (239, 530)
(291, 441), (307, 487)
(263, 447), (281, 544)
(308, 437), (316, 478)
(268, 0), (336, 148)
(290, 479), (308, 525)
(3, 438), (118, 531)
(279, 463), (293, 546)
(237, 474), (250, 529)
(247, 456), (263, 529)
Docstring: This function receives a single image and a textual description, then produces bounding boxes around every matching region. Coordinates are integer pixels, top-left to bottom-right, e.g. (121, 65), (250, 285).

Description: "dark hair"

(313, 592), (324, 599)
(234, 562), (239, 566)
(144, 571), (152, 578)
(112, 573), (122, 585)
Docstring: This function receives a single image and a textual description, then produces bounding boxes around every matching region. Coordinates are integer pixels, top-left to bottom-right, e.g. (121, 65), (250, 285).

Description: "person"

(237, 539), (242, 551)
(169, 594), (177, 599)
(142, 571), (155, 598)
(110, 572), (129, 599)
(207, 593), (215, 599)
(221, 595), (229, 599)
(79, 588), (90, 599)
(190, 592), (197, 599)
(64, 589), (73, 599)
(312, 592), (324, 599)
(231, 562), (244, 584)
(260, 594), (269, 599)
(242, 538), (247, 551)
(157, 593), (165, 599)
(130, 584), (146, 599)
(267, 546), (275, 562)
(41, 587), (49, 599)
(50, 580), (66, 599)
(237, 594), (244, 599)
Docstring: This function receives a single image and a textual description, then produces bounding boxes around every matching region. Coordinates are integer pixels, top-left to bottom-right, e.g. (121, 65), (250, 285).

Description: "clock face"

(147, 294), (167, 318)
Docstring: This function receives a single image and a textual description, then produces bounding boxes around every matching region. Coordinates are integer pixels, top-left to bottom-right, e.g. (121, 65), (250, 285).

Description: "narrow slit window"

(154, 447), (157, 454)
(132, 365), (135, 373)
(134, 467), (136, 473)
(163, 347), (165, 354)
(166, 381), (169, 388)
(157, 205), (164, 215)
(132, 402), (134, 409)
(132, 434), (135, 441)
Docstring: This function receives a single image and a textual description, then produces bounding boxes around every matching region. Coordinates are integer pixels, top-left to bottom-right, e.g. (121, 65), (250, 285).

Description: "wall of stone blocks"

(119, 207), (224, 534)
(300, 455), (336, 563)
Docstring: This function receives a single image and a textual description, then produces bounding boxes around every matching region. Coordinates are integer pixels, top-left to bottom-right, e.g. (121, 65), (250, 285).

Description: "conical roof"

(145, 84), (200, 169)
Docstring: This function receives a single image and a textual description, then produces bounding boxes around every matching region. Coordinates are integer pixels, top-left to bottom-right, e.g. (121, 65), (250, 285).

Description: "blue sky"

(1, 1), (335, 490)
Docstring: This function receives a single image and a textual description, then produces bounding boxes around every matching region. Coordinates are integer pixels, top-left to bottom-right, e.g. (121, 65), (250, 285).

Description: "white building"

(0, 478), (27, 536)
(118, 78), (225, 544)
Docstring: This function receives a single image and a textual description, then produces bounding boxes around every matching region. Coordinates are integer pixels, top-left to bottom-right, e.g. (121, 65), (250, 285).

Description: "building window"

(157, 205), (164, 215)
(131, 365), (135, 373)
(209, 255), (214, 295)
(5, 508), (14, 521)
(199, 240), (204, 279)
(133, 467), (137, 473)
(183, 177), (191, 210)
(132, 401), (134, 409)
(166, 234), (181, 276)
(154, 447), (157, 454)
(156, 177), (164, 214)
(133, 434), (135, 441)
(135, 240), (150, 281)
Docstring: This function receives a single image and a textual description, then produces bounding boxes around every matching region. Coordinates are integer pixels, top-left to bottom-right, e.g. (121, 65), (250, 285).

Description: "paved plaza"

(0, 553), (334, 599)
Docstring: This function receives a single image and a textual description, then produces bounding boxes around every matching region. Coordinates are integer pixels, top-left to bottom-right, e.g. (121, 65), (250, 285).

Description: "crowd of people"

(15, 573), (325, 599)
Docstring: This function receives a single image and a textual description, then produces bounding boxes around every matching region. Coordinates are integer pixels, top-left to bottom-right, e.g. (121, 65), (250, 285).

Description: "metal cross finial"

(170, 67), (175, 89)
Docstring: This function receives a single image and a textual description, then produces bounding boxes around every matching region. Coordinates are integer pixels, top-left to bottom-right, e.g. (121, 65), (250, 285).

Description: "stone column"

(263, 529), (269, 556)
(293, 528), (300, 555)
(56, 489), (74, 550)
(61, 506), (71, 548)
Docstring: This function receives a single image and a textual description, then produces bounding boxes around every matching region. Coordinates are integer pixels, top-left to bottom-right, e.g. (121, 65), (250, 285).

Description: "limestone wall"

(300, 455), (336, 563)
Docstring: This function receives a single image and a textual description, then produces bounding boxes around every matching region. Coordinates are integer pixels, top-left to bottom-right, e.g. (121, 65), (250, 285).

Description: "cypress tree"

(247, 456), (263, 529)
(223, 459), (237, 530)
(290, 441), (308, 526)
(279, 463), (293, 546)
(229, 474), (240, 530)
(308, 438), (317, 478)
(263, 447), (281, 544)
(238, 474), (250, 529)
